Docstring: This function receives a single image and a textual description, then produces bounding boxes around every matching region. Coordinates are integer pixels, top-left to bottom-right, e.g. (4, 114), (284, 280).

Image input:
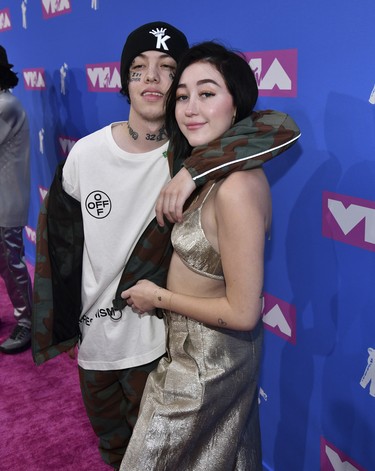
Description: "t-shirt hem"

(77, 343), (166, 371)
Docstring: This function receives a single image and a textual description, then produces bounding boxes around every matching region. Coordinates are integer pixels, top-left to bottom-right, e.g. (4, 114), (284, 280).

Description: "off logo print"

(85, 191), (112, 219)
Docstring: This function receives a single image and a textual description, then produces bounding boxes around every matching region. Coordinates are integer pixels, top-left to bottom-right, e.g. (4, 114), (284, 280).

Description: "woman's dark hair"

(165, 41), (258, 163)
(0, 66), (19, 89)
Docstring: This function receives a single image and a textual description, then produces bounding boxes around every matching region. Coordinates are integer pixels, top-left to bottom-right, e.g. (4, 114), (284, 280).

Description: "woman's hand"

(121, 280), (160, 313)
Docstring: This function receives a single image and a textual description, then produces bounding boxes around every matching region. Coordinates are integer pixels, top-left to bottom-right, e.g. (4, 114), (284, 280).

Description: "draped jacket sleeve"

(32, 110), (300, 365)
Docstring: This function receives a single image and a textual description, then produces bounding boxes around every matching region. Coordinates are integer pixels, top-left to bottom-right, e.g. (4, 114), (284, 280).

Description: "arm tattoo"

(218, 318), (227, 327)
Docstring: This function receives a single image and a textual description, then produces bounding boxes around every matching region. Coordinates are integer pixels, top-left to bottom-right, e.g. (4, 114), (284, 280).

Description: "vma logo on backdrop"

(360, 347), (375, 397)
(0, 8), (11, 31)
(262, 292), (296, 344)
(25, 226), (36, 244)
(86, 63), (121, 92)
(243, 49), (297, 97)
(322, 191), (375, 252)
(59, 136), (78, 157)
(23, 68), (46, 90)
(41, 0), (71, 19)
(39, 186), (48, 202)
(320, 438), (366, 471)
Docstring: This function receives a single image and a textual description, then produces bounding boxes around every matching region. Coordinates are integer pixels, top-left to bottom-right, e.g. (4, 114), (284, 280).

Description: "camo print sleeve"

(31, 191), (78, 365)
(32, 164), (83, 366)
(113, 219), (173, 313)
(183, 110), (301, 186)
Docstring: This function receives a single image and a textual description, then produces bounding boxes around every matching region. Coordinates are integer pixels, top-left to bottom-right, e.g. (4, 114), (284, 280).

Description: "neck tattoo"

(127, 123), (139, 140)
(146, 125), (167, 142)
(127, 123), (167, 142)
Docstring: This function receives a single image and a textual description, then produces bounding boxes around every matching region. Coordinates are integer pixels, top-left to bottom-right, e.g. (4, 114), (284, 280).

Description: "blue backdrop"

(2, 1), (374, 470)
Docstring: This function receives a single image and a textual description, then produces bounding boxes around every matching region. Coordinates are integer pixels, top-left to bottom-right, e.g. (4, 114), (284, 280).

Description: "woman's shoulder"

(216, 169), (270, 200)
(215, 169), (272, 230)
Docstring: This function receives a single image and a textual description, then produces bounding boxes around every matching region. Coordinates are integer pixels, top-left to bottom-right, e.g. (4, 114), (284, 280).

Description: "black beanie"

(120, 21), (188, 96)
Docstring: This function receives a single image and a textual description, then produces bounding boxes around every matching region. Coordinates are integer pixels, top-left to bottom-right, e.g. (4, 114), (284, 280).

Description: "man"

(32, 22), (300, 469)
(0, 45), (32, 354)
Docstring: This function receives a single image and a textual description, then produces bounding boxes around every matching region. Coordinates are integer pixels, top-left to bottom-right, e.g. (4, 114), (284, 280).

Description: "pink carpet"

(0, 263), (113, 471)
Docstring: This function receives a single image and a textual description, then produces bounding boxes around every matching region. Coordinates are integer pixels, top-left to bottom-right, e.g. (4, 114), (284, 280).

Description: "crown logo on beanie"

(149, 28), (171, 51)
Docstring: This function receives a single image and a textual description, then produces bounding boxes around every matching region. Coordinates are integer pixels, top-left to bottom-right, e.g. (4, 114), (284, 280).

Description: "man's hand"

(155, 167), (196, 226)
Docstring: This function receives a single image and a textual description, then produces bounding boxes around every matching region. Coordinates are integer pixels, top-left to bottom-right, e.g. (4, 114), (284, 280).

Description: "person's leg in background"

(0, 226), (33, 354)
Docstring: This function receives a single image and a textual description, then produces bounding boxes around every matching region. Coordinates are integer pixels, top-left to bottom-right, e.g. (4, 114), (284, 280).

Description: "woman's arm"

(123, 171), (271, 331)
(155, 110), (298, 226)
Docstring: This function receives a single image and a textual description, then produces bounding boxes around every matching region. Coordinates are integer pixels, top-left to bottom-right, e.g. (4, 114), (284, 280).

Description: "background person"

(0, 45), (32, 355)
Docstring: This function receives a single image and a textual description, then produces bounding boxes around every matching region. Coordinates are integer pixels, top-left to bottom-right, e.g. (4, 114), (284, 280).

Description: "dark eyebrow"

(177, 79), (221, 89)
(133, 53), (175, 61)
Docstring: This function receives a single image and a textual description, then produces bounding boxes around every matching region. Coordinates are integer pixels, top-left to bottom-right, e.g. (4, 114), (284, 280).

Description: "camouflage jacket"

(32, 110), (301, 365)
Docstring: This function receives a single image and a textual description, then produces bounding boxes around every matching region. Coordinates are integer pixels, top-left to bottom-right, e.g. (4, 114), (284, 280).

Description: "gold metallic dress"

(120, 185), (263, 471)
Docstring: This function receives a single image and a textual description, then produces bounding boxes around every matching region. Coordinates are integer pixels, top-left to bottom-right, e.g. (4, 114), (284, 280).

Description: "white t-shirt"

(62, 122), (170, 370)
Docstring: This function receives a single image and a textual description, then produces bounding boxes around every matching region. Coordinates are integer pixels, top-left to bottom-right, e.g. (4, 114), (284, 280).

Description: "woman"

(120, 42), (272, 471)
